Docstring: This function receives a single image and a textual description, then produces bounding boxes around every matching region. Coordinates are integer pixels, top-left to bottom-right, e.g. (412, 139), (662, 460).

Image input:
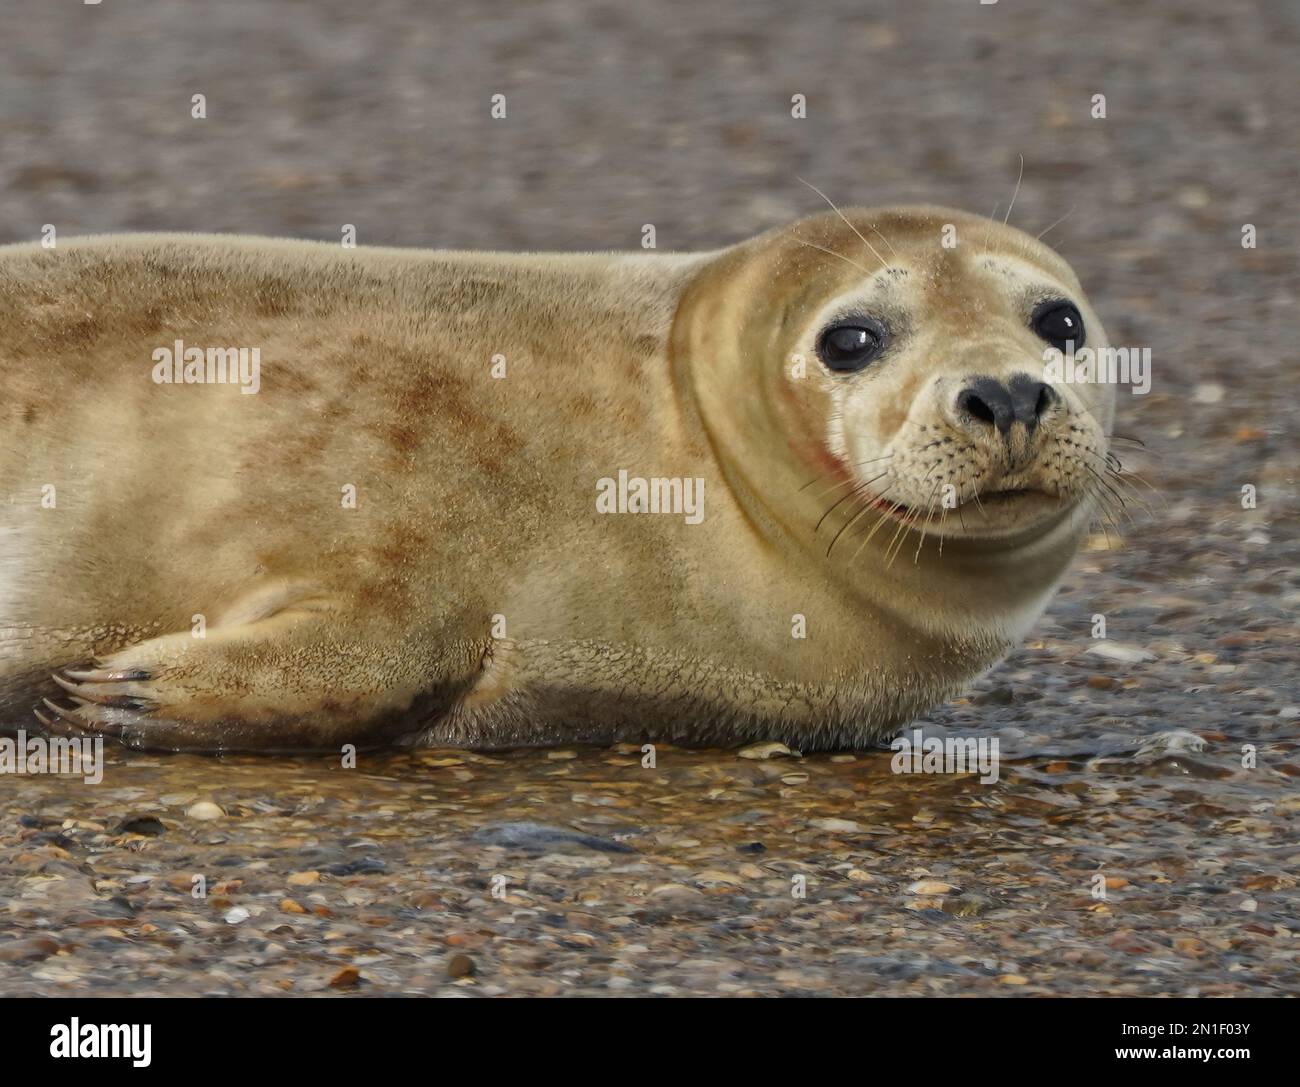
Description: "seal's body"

(0, 209), (1115, 752)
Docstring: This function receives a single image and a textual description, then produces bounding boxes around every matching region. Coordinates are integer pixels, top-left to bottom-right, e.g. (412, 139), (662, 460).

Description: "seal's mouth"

(978, 487), (1040, 504)
(869, 495), (918, 522)
(869, 486), (1056, 526)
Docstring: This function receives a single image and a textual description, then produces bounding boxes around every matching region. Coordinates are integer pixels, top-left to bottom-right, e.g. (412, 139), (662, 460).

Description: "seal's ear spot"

(1031, 299), (1085, 353)
(816, 316), (888, 373)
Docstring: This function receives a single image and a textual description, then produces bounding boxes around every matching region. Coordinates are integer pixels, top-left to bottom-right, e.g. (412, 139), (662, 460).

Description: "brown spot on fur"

(259, 365), (321, 396)
(49, 314), (101, 349)
(387, 422), (423, 456)
(253, 275), (296, 318)
(317, 397), (355, 422)
(389, 359), (490, 439)
(373, 523), (429, 569)
(470, 420), (526, 476)
(356, 576), (412, 613)
(132, 306), (164, 337)
(632, 333), (659, 357)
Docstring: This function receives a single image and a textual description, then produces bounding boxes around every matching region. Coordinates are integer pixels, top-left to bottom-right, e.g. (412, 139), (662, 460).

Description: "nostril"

(1034, 383), (1057, 419)
(957, 390), (997, 427)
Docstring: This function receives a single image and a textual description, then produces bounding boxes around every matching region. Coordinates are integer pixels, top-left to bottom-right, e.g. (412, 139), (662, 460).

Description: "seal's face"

(779, 207), (1116, 548)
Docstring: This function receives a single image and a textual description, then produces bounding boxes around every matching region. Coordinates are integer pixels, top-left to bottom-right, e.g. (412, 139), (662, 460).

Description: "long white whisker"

(1036, 205), (1075, 241)
(796, 177), (890, 271)
(867, 223), (898, 257)
(793, 238), (873, 278)
(1003, 154), (1024, 225)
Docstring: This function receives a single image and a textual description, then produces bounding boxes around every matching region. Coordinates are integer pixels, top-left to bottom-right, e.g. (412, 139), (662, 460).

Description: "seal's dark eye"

(816, 318), (887, 373)
(1032, 300), (1085, 352)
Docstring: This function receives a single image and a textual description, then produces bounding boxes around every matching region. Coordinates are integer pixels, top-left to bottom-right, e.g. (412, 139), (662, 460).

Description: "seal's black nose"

(956, 375), (1056, 437)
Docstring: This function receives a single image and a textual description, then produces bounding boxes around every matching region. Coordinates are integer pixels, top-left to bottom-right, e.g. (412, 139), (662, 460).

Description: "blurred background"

(2, 1), (1295, 443)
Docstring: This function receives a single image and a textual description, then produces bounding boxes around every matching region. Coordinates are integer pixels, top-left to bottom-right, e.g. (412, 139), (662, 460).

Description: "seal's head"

(678, 206), (1117, 568)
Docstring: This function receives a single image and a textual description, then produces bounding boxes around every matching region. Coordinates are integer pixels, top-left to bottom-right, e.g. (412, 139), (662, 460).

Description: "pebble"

(185, 801), (225, 821)
(115, 815), (167, 837)
(810, 818), (861, 833)
(446, 954), (476, 979)
(693, 870), (743, 885)
(0, 938), (60, 964)
(648, 883), (704, 899)
(908, 880), (960, 895)
(738, 742), (798, 760)
(329, 966), (361, 989)
(1133, 731), (1208, 758)
(1086, 642), (1157, 664)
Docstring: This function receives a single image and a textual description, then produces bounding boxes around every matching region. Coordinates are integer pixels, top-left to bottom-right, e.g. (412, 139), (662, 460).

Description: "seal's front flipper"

(34, 588), (472, 752)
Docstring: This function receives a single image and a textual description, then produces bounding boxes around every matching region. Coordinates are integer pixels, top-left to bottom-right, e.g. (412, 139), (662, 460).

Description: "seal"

(0, 206), (1117, 752)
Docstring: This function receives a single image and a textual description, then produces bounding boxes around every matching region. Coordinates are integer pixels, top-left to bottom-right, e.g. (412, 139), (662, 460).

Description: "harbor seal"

(0, 206), (1116, 752)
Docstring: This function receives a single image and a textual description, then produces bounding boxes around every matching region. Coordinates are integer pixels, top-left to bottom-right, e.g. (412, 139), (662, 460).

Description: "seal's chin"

(869, 485), (1074, 540)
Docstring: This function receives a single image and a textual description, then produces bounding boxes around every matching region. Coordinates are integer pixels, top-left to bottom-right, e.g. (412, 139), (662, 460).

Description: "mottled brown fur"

(0, 208), (1113, 752)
